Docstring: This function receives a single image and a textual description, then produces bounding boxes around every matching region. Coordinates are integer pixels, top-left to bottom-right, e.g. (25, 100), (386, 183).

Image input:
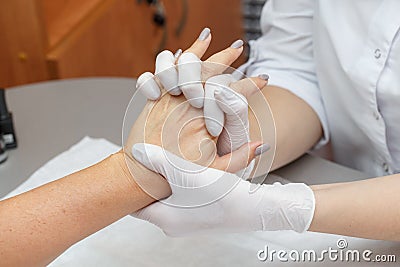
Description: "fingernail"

(255, 143), (270, 156)
(198, 27), (211, 41)
(230, 39), (244, 49)
(258, 74), (269, 81)
(174, 48), (182, 59)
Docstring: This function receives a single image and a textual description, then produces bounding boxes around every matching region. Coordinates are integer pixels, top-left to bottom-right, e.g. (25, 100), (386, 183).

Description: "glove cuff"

(259, 182), (315, 233)
(301, 184), (316, 233)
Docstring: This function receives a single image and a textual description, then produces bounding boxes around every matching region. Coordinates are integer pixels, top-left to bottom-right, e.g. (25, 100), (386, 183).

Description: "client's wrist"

(109, 149), (172, 202)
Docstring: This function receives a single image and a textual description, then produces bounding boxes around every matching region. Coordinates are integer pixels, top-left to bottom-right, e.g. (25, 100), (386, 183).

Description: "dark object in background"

(241, 0), (267, 58)
(0, 133), (7, 164)
(0, 89), (17, 149)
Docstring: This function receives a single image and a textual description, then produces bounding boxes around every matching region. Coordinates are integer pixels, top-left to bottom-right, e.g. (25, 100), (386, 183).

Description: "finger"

(155, 50), (181, 95)
(184, 27), (212, 59)
(214, 75), (269, 119)
(204, 74), (236, 136)
(178, 52), (204, 108)
(202, 39), (244, 80)
(214, 85), (248, 118)
(136, 72), (161, 100)
(214, 86), (250, 153)
(176, 27), (211, 108)
(229, 75), (269, 99)
(131, 143), (172, 179)
(214, 75), (269, 156)
(212, 142), (270, 173)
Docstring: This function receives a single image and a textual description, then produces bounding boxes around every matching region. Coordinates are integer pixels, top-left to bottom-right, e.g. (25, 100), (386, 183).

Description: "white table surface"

(0, 78), (398, 266)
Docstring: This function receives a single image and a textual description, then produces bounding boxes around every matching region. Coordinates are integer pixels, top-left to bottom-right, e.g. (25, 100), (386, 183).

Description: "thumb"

(131, 202), (179, 237)
(131, 143), (169, 176)
(131, 143), (205, 182)
(132, 200), (164, 223)
(212, 142), (270, 173)
(132, 201), (188, 237)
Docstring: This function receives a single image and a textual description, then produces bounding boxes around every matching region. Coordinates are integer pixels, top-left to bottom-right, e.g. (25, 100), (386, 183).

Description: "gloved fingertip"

(167, 87), (182, 96)
(178, 51), (201, 64)
(156, 50), (175, 63)
(213, 87), (234, 104)
(137, 72), (161, 100)
(206, 120), (223, 137)
(136, 72), (153, 87)
(189, 98), (204, 108)
(145, 89), (161, 101)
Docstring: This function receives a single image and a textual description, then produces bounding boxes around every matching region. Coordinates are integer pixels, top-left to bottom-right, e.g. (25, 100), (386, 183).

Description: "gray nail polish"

(198, 27), (211, 41)
(255, 143), (270, 156)
(230, 39), (244, 49)
(258, 74), (269, 81)
(174, 48), (182, 58)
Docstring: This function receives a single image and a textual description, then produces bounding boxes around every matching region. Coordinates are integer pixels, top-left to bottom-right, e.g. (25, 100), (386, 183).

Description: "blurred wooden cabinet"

(0, 0), (244, 87)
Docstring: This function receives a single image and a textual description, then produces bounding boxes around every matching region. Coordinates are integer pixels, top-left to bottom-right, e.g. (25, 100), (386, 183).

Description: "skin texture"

(0, 34), (265, 266)
(248, 84), (323, 171)
(0, 152), (152, 266)
(310, 174), (400, 241)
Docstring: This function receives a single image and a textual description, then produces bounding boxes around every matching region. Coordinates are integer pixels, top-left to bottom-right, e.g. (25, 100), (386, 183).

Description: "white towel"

(3, 137), (398, 266)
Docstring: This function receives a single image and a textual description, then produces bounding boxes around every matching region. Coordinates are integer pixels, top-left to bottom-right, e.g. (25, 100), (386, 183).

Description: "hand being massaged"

(123, 28), (316, 236)
(132, 28), (270, 178)
(123, 28), (270, 198)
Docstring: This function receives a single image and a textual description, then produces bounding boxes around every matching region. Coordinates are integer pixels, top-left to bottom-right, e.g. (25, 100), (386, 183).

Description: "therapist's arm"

(249, 85), (323, 171)
(246, 0), (324, 171)
(133, 143), (400, 241)
(310, 173), (400, 241)
(0, 151), (168, 267)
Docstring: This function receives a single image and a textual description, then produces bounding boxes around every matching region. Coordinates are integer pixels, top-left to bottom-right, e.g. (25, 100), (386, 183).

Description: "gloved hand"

(136, 28), (269, 178)
(131, 143), (315, 237)
(204, 74), (270, 178)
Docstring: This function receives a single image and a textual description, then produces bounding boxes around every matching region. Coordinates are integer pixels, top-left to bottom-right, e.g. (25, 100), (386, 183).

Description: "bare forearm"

(0, 151), (170, 266)
(310, 174), (400, 240)
(249, 85), (322, 170)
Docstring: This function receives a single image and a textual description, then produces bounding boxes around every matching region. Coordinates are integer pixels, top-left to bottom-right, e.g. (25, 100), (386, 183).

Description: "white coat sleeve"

(242, 0), (329, 148)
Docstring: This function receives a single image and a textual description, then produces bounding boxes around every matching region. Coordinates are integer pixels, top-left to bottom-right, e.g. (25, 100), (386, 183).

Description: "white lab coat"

(241, 0), (400, 176)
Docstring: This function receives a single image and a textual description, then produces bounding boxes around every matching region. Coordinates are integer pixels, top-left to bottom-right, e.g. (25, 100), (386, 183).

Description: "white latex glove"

(137, 61), (268, 178)
(135, 29), (269, 179)
(136, 49), (204, 107)
(204, 74), (270, 179)
(131, 143), (315, 237)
